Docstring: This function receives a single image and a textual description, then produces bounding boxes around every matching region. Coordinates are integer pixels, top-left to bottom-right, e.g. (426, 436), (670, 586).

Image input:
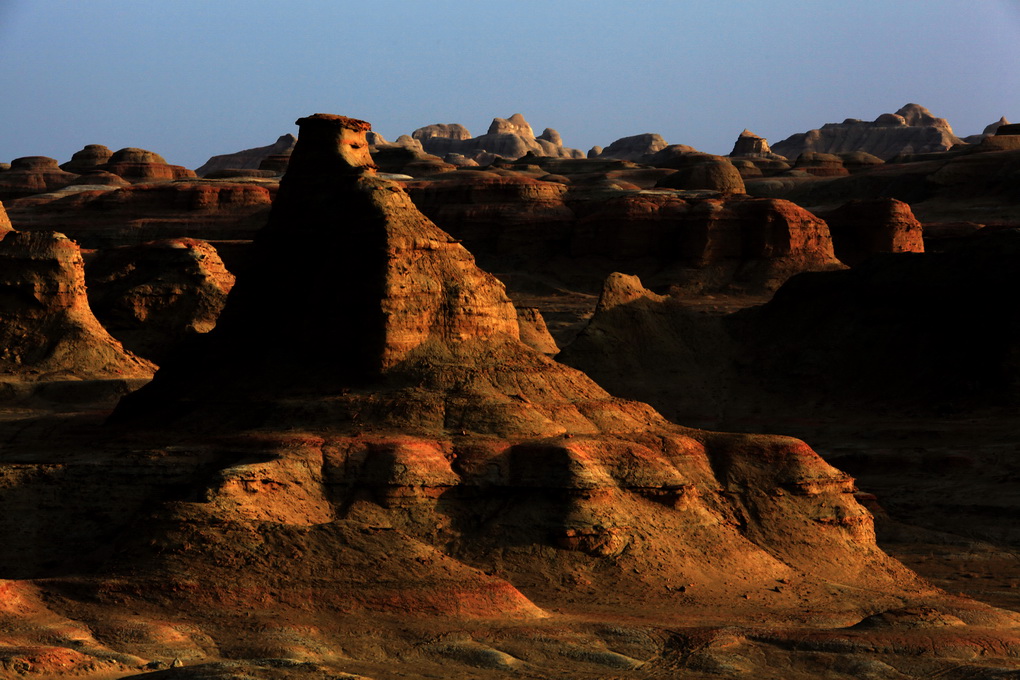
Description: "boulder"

(653, 154), (746, 194)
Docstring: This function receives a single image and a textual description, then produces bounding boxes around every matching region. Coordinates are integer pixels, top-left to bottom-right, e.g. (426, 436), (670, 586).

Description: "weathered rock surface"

(561, 228), (1020, 424)
(772, 104), (964, 161)
(597, 133), (669, 161)
(0, 156), (78, 201)
(730, 129), (773, 156)
(101, 148), (196, 182)
(0, 228), (155, 383)
(196, 134), (297, 177)
(5, 179), (276, 248)
(411, 114), (585, 162)
(653, 153), (746, 193)
(3, 115), (1020, 679)
(60, 144), (113, 174)
(86, 238), (236, 362)
(816, 198), (924, 266)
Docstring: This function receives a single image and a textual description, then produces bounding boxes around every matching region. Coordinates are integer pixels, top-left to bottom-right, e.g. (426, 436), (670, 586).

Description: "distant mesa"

(771, 103), (964, 161)
(411, 113), (586, 164)
(196, 133), (297, 177)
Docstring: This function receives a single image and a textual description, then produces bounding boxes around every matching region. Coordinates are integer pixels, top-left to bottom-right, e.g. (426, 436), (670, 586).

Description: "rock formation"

(3, 115), (1020, 678)
(652, 153), (746, 193)
(59, 144), (114, 174)
(962, 116), (1010, 144)
(729, 129), (773, 156)
(0, 156), (78, 201)
(0, 226), (155, 383)
(772, 104), (964, 160)
(816, 198), (924, 266)
(85, 238), (236, 362)
(4, 179), (276, 248)
(411, 114), (585, 163)
(195, 134), (297, 176)
(101, 148), (196, 182)
(561, 228), (1020, 425)
(597, 133), (669, 160)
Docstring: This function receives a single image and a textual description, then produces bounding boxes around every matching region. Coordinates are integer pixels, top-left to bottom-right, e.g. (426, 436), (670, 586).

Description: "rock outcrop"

(411, 114), (585, 163)
(0, 156), (78, 201)
(0, 228), (155, 382)
(597, 133), (669, 161)
(772, 104), (964, 161)
(101, 148), (196, 182)
(86, 238), (236, 362)
(60, 144), (114, 174)
(653, 153), (746, 194)
(729, 129), (773, 156)
(816, 198), (924, 266)
(196, 134), (297, 176)
(4, 179), (276, 248)
(561, 228), (1020, 424)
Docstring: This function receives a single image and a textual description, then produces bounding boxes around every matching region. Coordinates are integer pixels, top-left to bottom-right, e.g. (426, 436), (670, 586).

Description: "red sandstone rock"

(816, 198), (924, 266)
(196, 134), (297, 177)
(0, 229), (155, 381)
(773, 104), (964, 161)
(101, 148), (196, 182)
(60, 144), (113, 174)
(86, 238), (236, 362)
(729, 129), (772, 156)
(0, 157), (78, 201)
(5, 179), (276, 247)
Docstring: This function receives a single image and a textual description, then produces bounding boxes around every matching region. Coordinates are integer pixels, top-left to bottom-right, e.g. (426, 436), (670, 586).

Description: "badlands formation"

(0, 108), (1018, 679)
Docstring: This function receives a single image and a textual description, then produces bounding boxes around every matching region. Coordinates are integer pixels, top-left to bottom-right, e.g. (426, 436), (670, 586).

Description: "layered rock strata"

(86, 238), (236, 362)
(412, 113), (585, 163)
(772, 103), (964, 161)
(0, 226), (155, 382)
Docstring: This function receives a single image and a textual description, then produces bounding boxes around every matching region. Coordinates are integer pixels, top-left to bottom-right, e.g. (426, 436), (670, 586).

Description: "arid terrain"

(1, 106), (1018, 679)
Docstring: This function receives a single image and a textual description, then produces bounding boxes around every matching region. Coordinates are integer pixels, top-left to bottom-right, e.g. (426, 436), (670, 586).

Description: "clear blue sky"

(2, 0), (1019, 170)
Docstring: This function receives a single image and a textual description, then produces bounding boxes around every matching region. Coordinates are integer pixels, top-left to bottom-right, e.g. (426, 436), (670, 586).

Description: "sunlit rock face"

(1, 114), (1016, 680)
(772, 103), (964, 160)
(0, 227), (154, 380)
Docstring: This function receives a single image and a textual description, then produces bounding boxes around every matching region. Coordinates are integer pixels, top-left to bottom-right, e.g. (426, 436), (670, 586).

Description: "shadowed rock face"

(816, 198), (924, 267)
(86, 238), (236, 362)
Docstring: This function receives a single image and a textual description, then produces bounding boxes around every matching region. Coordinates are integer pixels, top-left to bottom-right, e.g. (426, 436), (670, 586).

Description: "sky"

(2, 0), (1020, 170)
